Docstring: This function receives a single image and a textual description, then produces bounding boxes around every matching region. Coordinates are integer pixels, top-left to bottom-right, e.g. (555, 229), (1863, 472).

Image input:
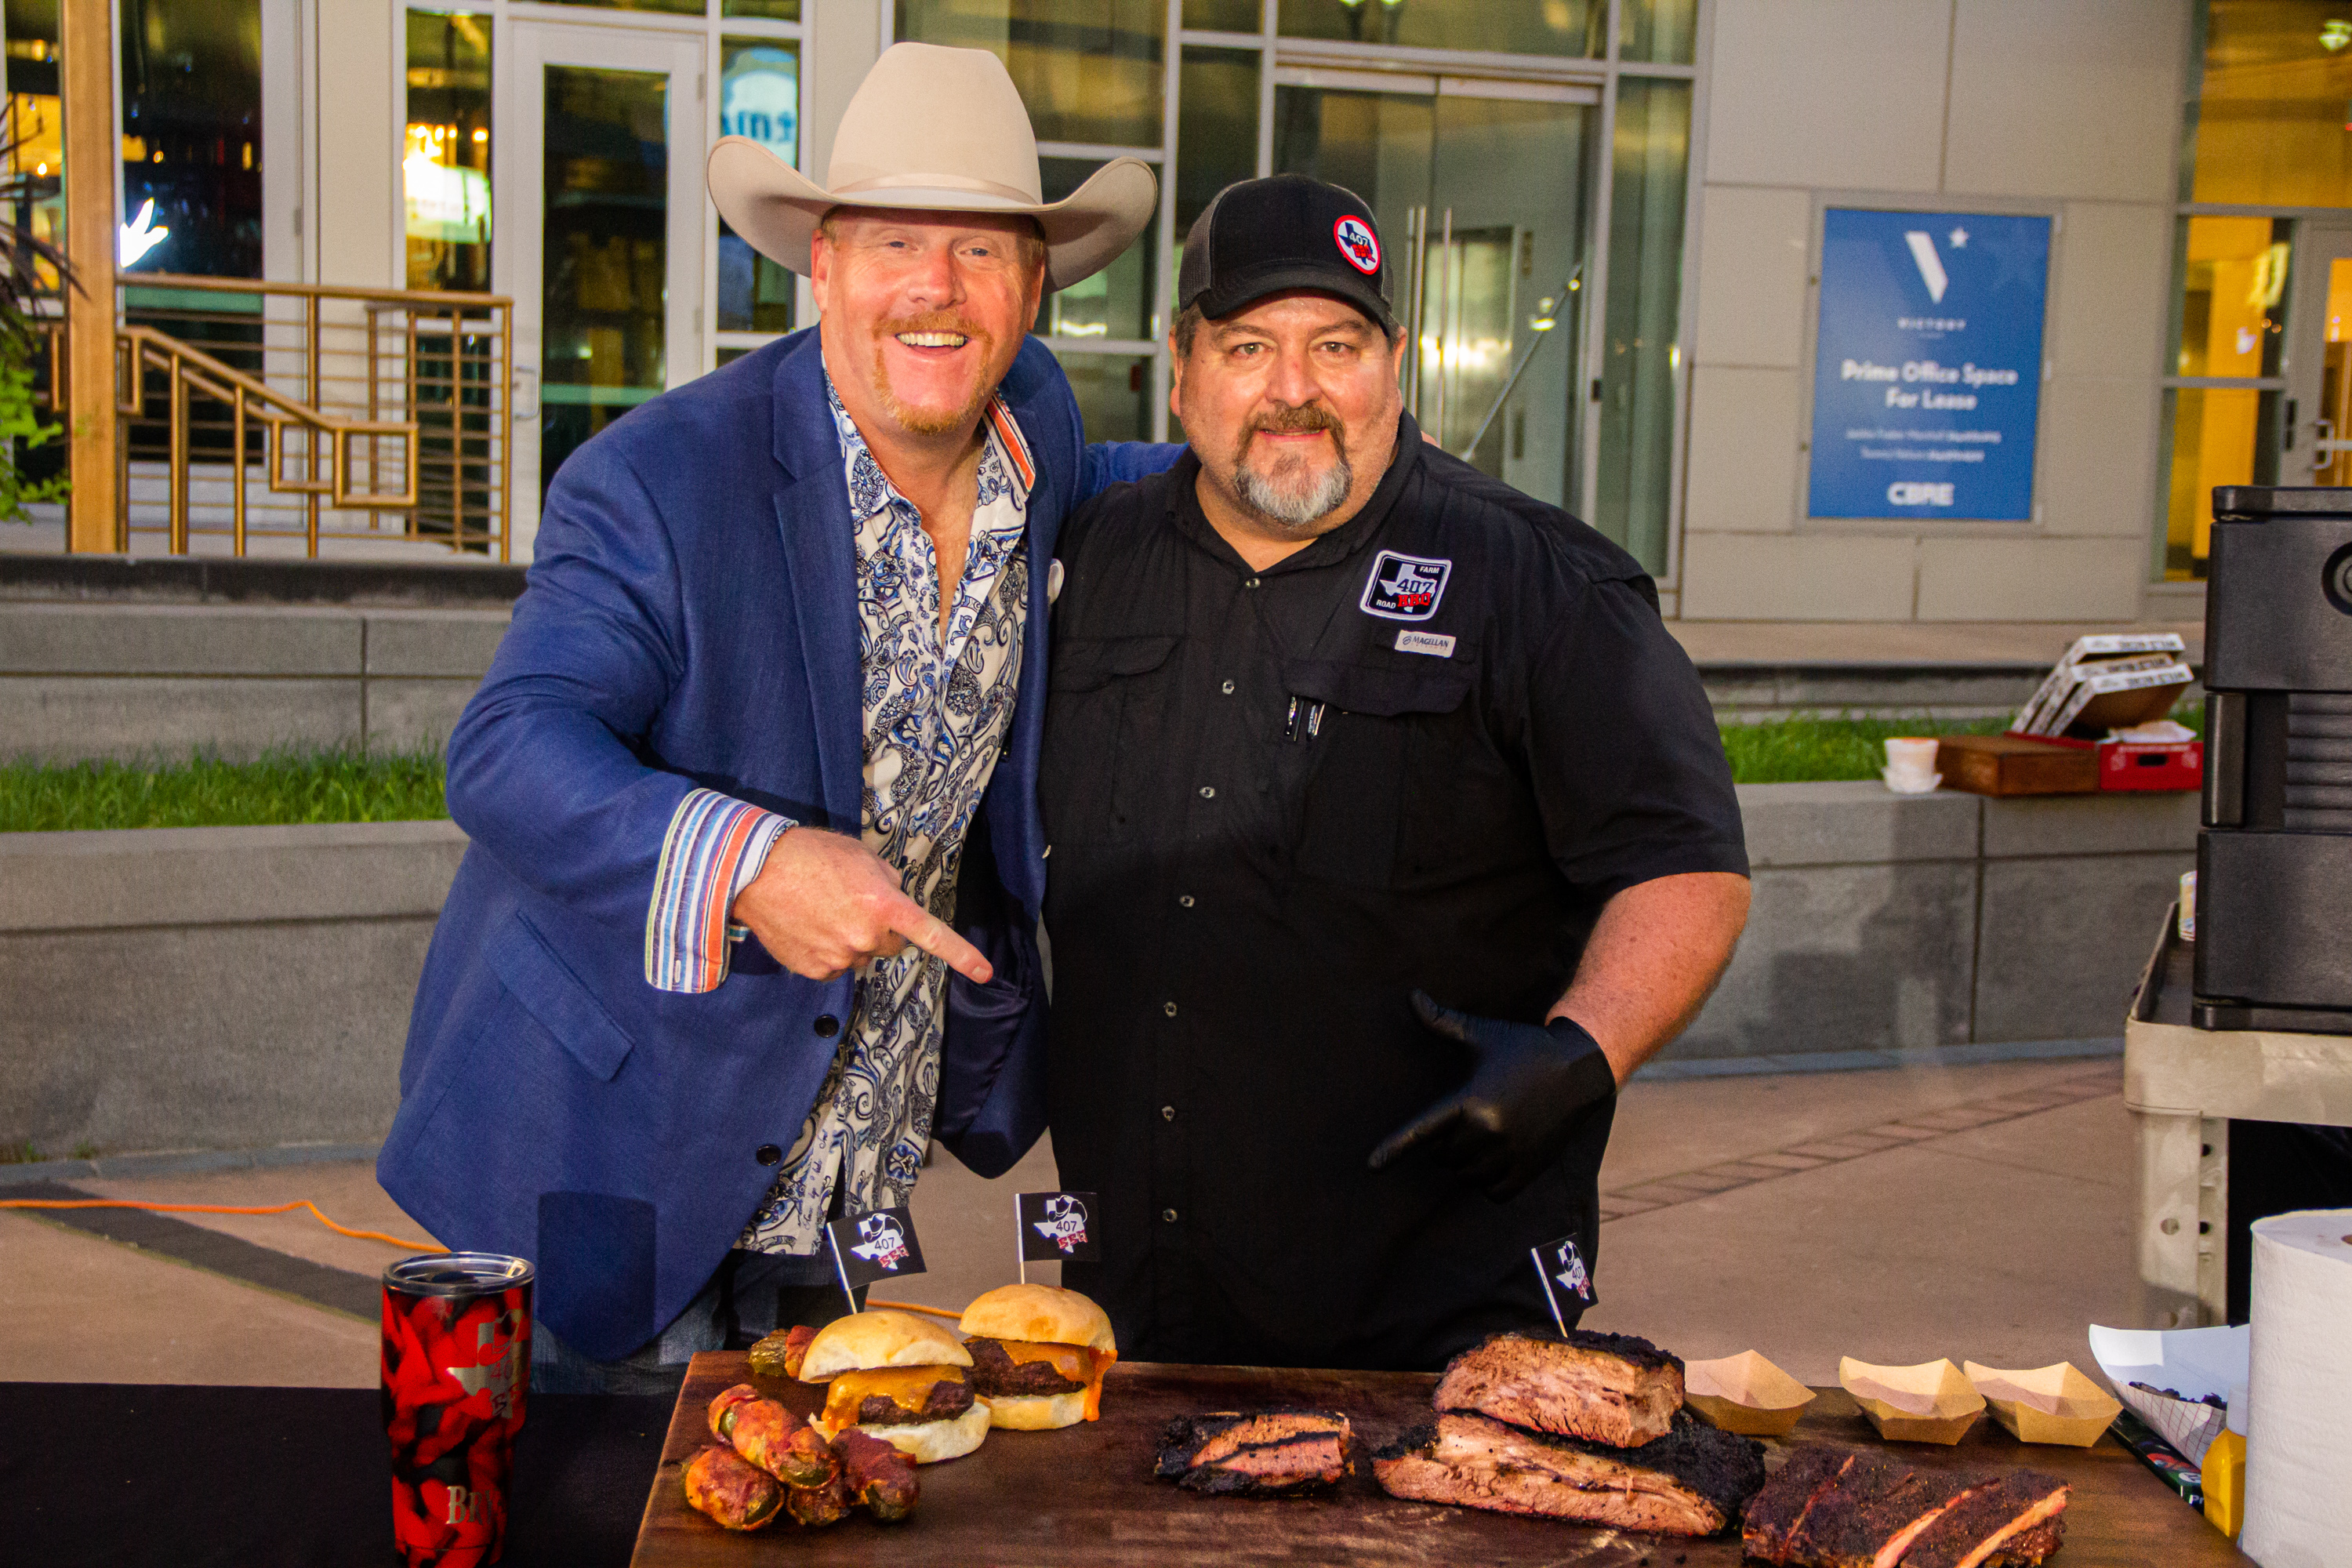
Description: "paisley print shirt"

(731, 375), (1034, 1255)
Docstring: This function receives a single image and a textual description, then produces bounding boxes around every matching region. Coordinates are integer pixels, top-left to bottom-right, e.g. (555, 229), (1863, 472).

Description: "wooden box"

(1936, 732), (2100, 797)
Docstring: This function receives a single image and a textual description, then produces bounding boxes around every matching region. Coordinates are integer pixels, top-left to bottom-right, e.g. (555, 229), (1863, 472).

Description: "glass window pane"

(717, 39), (798, 334)
(2172, 215), (2290, 379)
(2187, 0), (2352, 206)
(2324, 257), (2352, 487)
(5, 0), (67, 288)
(1039, 155), (1154, 340)
(1618, 0), (1695, 64)
(406, 11), (493, 294)
(534, 0), (702, 14)
(724, 0), (801, 17)
(1176, 47), (1256, 236)
(543, 64), (670, 489)
(1182, 0), (1258, 31)
(1593, 77), (1688, 575)
(119, 0), (262, 278)
(1279, 0), (1601, 58)
(1055, 350), (1153, 439)
(896, 0), (1164, 147)
(2163, 386), (2281, 578)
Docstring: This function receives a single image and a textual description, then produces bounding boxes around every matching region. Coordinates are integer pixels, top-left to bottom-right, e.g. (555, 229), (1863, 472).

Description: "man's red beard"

(870, 312), (1000, 437)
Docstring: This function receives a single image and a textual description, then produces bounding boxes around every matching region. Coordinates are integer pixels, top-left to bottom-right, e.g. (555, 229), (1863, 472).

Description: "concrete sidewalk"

(0, 1056), (2132, 1391)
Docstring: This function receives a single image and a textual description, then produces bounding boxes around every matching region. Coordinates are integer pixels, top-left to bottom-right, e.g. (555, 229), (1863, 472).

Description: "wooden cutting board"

(629, 1352), (2250, 1566)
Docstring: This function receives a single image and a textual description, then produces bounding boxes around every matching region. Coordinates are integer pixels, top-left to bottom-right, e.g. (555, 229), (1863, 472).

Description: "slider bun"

(958, 1284), (1116, 1355)
(980, 1389), (1088, 1431)
(798, 1309), (973, 1381)
(850, 1401), (992, 1464)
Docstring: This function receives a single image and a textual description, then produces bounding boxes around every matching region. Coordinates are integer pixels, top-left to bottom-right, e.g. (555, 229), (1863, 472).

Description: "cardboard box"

(1936, 732), (2101, 796)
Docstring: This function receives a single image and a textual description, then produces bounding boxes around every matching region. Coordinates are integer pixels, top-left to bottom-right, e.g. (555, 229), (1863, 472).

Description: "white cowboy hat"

(706, 42), (1156, 292)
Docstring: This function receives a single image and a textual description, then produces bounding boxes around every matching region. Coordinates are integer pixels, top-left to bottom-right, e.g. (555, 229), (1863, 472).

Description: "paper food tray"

(1684, 1350), (1817, 1437)
(1962, 1360), (2122, 1446)
(1838, 1356), (1985, 1444)
(2085, 1322), (2245, 1467)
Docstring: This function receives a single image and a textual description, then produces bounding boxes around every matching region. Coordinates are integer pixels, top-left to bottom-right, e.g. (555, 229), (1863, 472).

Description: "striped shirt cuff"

(644, 789), (792, 993)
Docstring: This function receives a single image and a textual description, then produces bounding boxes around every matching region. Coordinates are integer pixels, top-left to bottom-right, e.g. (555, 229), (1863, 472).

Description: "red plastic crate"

(2034, 731), (2203, 791)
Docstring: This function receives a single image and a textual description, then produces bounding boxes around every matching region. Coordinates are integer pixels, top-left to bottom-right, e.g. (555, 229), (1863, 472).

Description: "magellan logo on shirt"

(1360, 550), (1452, 622)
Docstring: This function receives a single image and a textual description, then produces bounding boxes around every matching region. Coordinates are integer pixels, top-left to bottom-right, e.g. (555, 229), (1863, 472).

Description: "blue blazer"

(379, 329), (1175, 1361)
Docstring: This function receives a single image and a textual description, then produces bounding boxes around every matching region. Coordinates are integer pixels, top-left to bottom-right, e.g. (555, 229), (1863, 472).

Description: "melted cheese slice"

(821, 1364), (965, 1430)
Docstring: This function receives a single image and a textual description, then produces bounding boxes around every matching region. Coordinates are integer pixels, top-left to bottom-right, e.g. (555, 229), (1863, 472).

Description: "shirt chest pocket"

(1041, 633), (1180, 844)
(1285, 658), (1475, 888)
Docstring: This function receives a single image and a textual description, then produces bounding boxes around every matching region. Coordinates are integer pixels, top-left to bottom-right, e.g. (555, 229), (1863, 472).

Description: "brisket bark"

(1434, 1329), (1685, 1447)
(1371, 1410), (1766, 1536)
(1154, 1410), (1356, 1497)
(1740, 1444), (2070, 1568)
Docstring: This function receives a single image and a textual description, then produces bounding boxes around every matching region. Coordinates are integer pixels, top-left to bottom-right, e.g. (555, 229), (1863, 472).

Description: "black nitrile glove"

(1367, 989), (1620, 1201)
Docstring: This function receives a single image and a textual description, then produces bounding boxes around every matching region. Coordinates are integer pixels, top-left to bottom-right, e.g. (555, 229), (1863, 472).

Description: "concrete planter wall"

(0, 786), (2196, 1157)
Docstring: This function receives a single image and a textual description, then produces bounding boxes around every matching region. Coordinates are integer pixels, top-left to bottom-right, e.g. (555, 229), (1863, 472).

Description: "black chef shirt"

(1038, 414), (1745, 1372)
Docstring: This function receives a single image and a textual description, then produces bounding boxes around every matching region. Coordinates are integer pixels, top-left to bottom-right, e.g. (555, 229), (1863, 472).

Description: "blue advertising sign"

(1807, 209), (2051, 521)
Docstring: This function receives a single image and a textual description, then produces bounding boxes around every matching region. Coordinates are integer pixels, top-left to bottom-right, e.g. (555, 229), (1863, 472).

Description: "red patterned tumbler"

(382, 1252), (534, 1568)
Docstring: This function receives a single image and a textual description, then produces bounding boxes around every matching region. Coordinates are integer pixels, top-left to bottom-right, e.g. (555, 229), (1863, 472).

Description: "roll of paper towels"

(2241, 1210), (2352, 1566)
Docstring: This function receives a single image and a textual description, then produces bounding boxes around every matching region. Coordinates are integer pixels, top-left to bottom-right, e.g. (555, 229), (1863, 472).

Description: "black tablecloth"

(0, 1383), (672, 1566)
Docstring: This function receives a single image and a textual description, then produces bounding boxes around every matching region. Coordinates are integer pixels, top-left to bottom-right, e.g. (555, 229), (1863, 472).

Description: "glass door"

(1272, 72), (1594, 509)
(2285, 226), (2352, 488)
(504, 23), (706, 546)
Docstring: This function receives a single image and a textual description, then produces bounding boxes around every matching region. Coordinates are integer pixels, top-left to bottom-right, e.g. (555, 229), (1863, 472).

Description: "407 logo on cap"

(1360, 550), (1451, 621)
(1334, 215), (1381, 274)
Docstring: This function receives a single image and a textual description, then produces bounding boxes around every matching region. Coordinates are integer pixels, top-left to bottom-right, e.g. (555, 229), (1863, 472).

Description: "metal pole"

(60, 0), (118, 552)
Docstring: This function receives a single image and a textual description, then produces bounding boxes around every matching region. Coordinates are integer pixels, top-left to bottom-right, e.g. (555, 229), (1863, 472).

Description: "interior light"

(472, 128), (488, 143)
(118, 198), (168, 267)
(2324, 18), (2352, 49)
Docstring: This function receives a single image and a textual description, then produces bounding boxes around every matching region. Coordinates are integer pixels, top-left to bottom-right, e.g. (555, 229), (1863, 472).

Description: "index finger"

(1368, 1099), (1461, 1171)
(884, 898), (994, 985)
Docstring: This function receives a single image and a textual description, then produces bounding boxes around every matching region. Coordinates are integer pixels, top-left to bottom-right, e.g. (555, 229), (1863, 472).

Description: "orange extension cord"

(0, 1196), (437, 1251)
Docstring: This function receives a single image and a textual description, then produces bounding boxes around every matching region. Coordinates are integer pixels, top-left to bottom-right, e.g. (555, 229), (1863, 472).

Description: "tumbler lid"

(383, 1251), (535, 1294)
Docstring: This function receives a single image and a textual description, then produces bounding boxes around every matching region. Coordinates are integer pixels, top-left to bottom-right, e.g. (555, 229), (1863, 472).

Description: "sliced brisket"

(1372, 1409), (1766, 1537)
(1743, 1445), (1861, 1564)
(1154, 1410), (1356, 1497)
(1898, 1471), (2070, 1568)
(1433, 1328), (1685, 1447)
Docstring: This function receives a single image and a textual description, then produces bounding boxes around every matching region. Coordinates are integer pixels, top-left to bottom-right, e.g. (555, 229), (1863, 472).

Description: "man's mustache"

(1238, 405), (1345, 463)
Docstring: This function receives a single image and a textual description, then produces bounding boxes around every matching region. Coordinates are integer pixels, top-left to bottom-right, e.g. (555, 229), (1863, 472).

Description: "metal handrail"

(27, 272), (516, 559)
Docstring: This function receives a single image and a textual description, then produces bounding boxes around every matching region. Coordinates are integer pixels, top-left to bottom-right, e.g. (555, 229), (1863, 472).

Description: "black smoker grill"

(2198, 485), (2352, 1033)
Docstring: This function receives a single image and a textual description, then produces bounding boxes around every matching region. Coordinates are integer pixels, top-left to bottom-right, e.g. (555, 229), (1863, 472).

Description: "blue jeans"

(529, 1249), (862, 1396)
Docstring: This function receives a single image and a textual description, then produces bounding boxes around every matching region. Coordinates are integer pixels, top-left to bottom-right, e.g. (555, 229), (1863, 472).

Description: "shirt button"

(1221, 679), (1236, 695)
(813, 1014), (840, 1038)
(1198, 785), (1216, 798)
(1244, 577), (1261, 590)
(1162, 1105), (1177, 1121)
(755, 1144), (782, 1167)
(1163, 1001), (1178, 1017)
(1161, 1207), (1180, 1222)
(1178, 894), (1195, 908)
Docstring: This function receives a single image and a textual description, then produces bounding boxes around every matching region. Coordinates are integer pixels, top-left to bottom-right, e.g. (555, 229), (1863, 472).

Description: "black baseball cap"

(1176, 174), (1396, 333)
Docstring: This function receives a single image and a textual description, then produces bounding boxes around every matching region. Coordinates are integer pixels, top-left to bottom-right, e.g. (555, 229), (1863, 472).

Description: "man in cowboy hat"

(380, 42), (1172, 1393)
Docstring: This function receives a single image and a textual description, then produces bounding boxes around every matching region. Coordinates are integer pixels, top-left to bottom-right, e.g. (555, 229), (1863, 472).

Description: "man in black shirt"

(1039, 176), (1750, 1372)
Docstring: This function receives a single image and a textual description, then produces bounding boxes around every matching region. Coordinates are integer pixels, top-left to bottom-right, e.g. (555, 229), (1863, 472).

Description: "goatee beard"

(1232, 407), (1352, 532)
(871, 312), (997, 437)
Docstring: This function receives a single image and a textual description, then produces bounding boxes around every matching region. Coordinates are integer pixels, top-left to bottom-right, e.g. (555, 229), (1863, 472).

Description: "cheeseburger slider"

(958, 1283), (1119, 1430)
(798, 1309), (989, 1464)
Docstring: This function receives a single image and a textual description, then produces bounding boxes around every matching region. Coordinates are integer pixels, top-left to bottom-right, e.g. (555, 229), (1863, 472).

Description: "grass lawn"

(0, 749), (448, 833)
(2, 706), (2205, 829)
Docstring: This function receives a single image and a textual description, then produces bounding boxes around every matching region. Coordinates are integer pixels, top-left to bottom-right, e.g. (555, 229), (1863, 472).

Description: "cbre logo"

(1888, 481), (1955, 506)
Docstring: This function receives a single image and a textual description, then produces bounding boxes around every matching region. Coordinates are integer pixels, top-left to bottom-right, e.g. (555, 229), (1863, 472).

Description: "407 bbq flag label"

(827, 1206), (930, 1291)
(1018, 1191), (1100, 1262)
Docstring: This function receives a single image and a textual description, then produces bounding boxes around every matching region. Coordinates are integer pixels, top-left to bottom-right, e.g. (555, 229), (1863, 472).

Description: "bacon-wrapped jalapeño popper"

(682, 1445), (782, 1531)
(833, 1428), (920, 1522)
(709, 1383), (837, 1487)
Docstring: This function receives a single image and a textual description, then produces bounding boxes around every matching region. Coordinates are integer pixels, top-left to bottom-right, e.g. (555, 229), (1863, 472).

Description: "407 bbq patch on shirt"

(1033, 412), (1747, 1371)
